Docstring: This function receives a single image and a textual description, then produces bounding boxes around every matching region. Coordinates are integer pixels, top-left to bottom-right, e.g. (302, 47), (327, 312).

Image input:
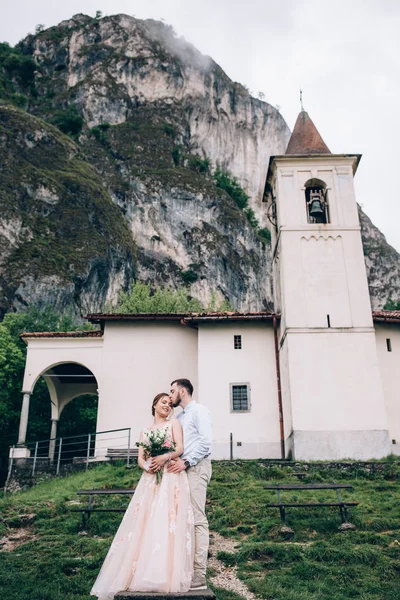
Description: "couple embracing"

(91, 378), (213, 599)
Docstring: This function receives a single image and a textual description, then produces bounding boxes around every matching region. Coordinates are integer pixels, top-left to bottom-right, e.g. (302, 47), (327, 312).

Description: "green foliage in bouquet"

(136, 428), (176, 484)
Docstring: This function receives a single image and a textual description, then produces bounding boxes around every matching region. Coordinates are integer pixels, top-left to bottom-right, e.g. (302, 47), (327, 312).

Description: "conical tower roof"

(285, 111), (330, 155)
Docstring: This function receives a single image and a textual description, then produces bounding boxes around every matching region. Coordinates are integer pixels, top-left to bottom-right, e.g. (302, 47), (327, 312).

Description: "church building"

(15, 112), (400, 461)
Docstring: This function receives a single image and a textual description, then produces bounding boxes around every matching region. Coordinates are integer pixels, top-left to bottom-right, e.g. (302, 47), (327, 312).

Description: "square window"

(234, 335), (242, 349)
(230, 383), (250, 412)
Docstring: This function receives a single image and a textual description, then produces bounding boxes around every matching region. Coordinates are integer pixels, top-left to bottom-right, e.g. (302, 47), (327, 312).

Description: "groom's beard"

(171, 398), (181, 408)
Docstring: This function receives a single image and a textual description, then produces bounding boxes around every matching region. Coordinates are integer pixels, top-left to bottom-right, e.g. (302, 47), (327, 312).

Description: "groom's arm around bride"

(167, 378), (212, 590)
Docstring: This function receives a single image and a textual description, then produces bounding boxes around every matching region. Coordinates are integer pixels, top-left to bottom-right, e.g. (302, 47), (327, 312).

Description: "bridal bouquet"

(136, 429), (176, 484)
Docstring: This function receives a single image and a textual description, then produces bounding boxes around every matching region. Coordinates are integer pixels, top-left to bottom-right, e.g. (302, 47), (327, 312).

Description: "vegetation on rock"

(51, 106), (84, 136)
(383, 299), (400, 310)
(213, 168), (273, 242)
(0, 104), (136, 315)
(213, 169), (250, 211)
(0, 13), (398, 318)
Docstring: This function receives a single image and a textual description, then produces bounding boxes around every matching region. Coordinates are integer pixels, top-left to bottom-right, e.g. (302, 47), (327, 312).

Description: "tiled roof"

(19, 312), (400, 341)
(286, 111), (331, 155)
(372, 311), (400, 323)
(20, 330), (103, 339)
(85, 312), (279, 323)
(185, 312), (278, 323)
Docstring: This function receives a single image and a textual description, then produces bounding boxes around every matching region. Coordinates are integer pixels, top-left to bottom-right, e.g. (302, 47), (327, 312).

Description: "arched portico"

(15, 331), (103, 458)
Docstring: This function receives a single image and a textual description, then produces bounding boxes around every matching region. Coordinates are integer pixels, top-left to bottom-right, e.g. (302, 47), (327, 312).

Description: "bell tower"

(265, 110), (391, 460)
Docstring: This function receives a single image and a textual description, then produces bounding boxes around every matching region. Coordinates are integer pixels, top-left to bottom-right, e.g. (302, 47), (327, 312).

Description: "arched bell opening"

(304, 178), (329, 224)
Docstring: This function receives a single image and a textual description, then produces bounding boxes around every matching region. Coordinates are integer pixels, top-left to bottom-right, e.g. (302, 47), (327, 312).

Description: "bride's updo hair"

(151, 393), (169, 416)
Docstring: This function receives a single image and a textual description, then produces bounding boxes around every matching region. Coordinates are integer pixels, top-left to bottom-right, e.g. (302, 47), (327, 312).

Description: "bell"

(309, 199), (324, 219)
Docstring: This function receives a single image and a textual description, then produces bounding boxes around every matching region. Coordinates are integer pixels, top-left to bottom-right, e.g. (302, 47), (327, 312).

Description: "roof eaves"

(85, 312), (280, 323)
(372, 310), (400, 324)
(20, 330), (104, 343)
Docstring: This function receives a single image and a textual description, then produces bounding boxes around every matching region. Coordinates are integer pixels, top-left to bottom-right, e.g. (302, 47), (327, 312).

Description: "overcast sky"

(2, 0), (400, 251)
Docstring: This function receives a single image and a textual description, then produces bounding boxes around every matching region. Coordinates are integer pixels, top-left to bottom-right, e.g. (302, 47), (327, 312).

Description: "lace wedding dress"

(91, 426), (195, 599)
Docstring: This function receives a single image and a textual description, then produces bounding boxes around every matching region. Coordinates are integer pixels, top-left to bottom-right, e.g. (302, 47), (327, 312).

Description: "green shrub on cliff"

(51, 106), (84, 136)
(384, 298), (400, 310)
(213, 168), (249, 210)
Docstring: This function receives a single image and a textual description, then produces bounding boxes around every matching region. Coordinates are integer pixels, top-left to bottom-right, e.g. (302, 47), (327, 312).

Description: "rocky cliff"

(0, 13), (399, 315)
(0, 105), (136, 316)
(359, 207), (400, 309)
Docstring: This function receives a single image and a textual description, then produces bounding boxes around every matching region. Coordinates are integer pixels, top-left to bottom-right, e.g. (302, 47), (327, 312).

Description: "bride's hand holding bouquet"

(136, 428), (176, 484)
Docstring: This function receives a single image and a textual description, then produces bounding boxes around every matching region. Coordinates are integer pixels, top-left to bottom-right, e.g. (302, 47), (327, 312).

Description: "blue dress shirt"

(176, 400), (212, 467)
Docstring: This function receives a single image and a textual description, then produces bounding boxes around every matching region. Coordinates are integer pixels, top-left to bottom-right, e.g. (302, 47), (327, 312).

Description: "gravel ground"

(209, 531), (258, 600)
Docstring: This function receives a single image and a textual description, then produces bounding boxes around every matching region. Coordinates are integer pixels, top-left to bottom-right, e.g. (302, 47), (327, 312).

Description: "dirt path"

(209, 531), (258, 600)
(0, 526), (39, 552)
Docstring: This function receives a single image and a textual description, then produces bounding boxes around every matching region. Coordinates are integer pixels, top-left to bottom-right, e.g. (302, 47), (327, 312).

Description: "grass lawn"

(0, 460), (399, 600)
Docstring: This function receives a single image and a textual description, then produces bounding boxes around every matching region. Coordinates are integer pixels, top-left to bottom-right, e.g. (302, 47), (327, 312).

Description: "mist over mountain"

(0, 13), (399, 316)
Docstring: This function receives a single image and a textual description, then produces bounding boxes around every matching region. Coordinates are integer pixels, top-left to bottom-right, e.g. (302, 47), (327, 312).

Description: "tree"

(3, 52), (36, 87)
(0, 323), (25, 442)
(108, 282), (233, 313)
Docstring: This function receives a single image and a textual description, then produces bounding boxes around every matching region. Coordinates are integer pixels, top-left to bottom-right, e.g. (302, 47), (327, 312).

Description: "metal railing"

(6, 427), (134, 491)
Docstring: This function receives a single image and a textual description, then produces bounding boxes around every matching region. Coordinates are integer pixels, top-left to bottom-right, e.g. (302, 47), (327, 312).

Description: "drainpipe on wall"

(273, 316), (285, 459)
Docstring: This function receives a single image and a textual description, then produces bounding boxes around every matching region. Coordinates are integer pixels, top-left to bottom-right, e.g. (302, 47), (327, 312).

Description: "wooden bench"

(70, 488), (136, 527)
(106, 448), (139, 461)
(263, 483), (359, 529)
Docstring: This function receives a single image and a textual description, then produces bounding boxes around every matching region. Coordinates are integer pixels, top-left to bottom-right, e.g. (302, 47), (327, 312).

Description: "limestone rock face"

(0, 105), (135, 317)
(30, 14), (289, 212)
(359, 207), (400, 309)
(0, 13), (399, 315)
(110, 177), (273, 311)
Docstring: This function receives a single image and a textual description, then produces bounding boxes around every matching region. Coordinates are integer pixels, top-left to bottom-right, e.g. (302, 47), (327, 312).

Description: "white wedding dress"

(91, 425), (194, 599)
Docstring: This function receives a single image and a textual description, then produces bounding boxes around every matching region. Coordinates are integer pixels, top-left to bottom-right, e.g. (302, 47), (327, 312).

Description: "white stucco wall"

(22, 337), (104, 395)
(271, 155), (391, 459)
(375, 323), (400, 456)
(278, 331), (293, 453)
(97, 321), (198, 455)
(274, 159), (373, 331)
(197, 322), (281, 459)
(282, 330), (391, 460)
(20, 317), (398, 462)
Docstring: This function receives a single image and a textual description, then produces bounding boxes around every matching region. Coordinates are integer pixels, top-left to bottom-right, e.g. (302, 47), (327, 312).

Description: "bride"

(90, 393), (194, 599)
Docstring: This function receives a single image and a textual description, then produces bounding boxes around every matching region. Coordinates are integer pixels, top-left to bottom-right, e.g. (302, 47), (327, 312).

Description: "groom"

(162, 378), (212, 590)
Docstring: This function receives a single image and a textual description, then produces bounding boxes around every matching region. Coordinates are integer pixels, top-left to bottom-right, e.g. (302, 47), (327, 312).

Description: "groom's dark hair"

(171, 378), (194, 396)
